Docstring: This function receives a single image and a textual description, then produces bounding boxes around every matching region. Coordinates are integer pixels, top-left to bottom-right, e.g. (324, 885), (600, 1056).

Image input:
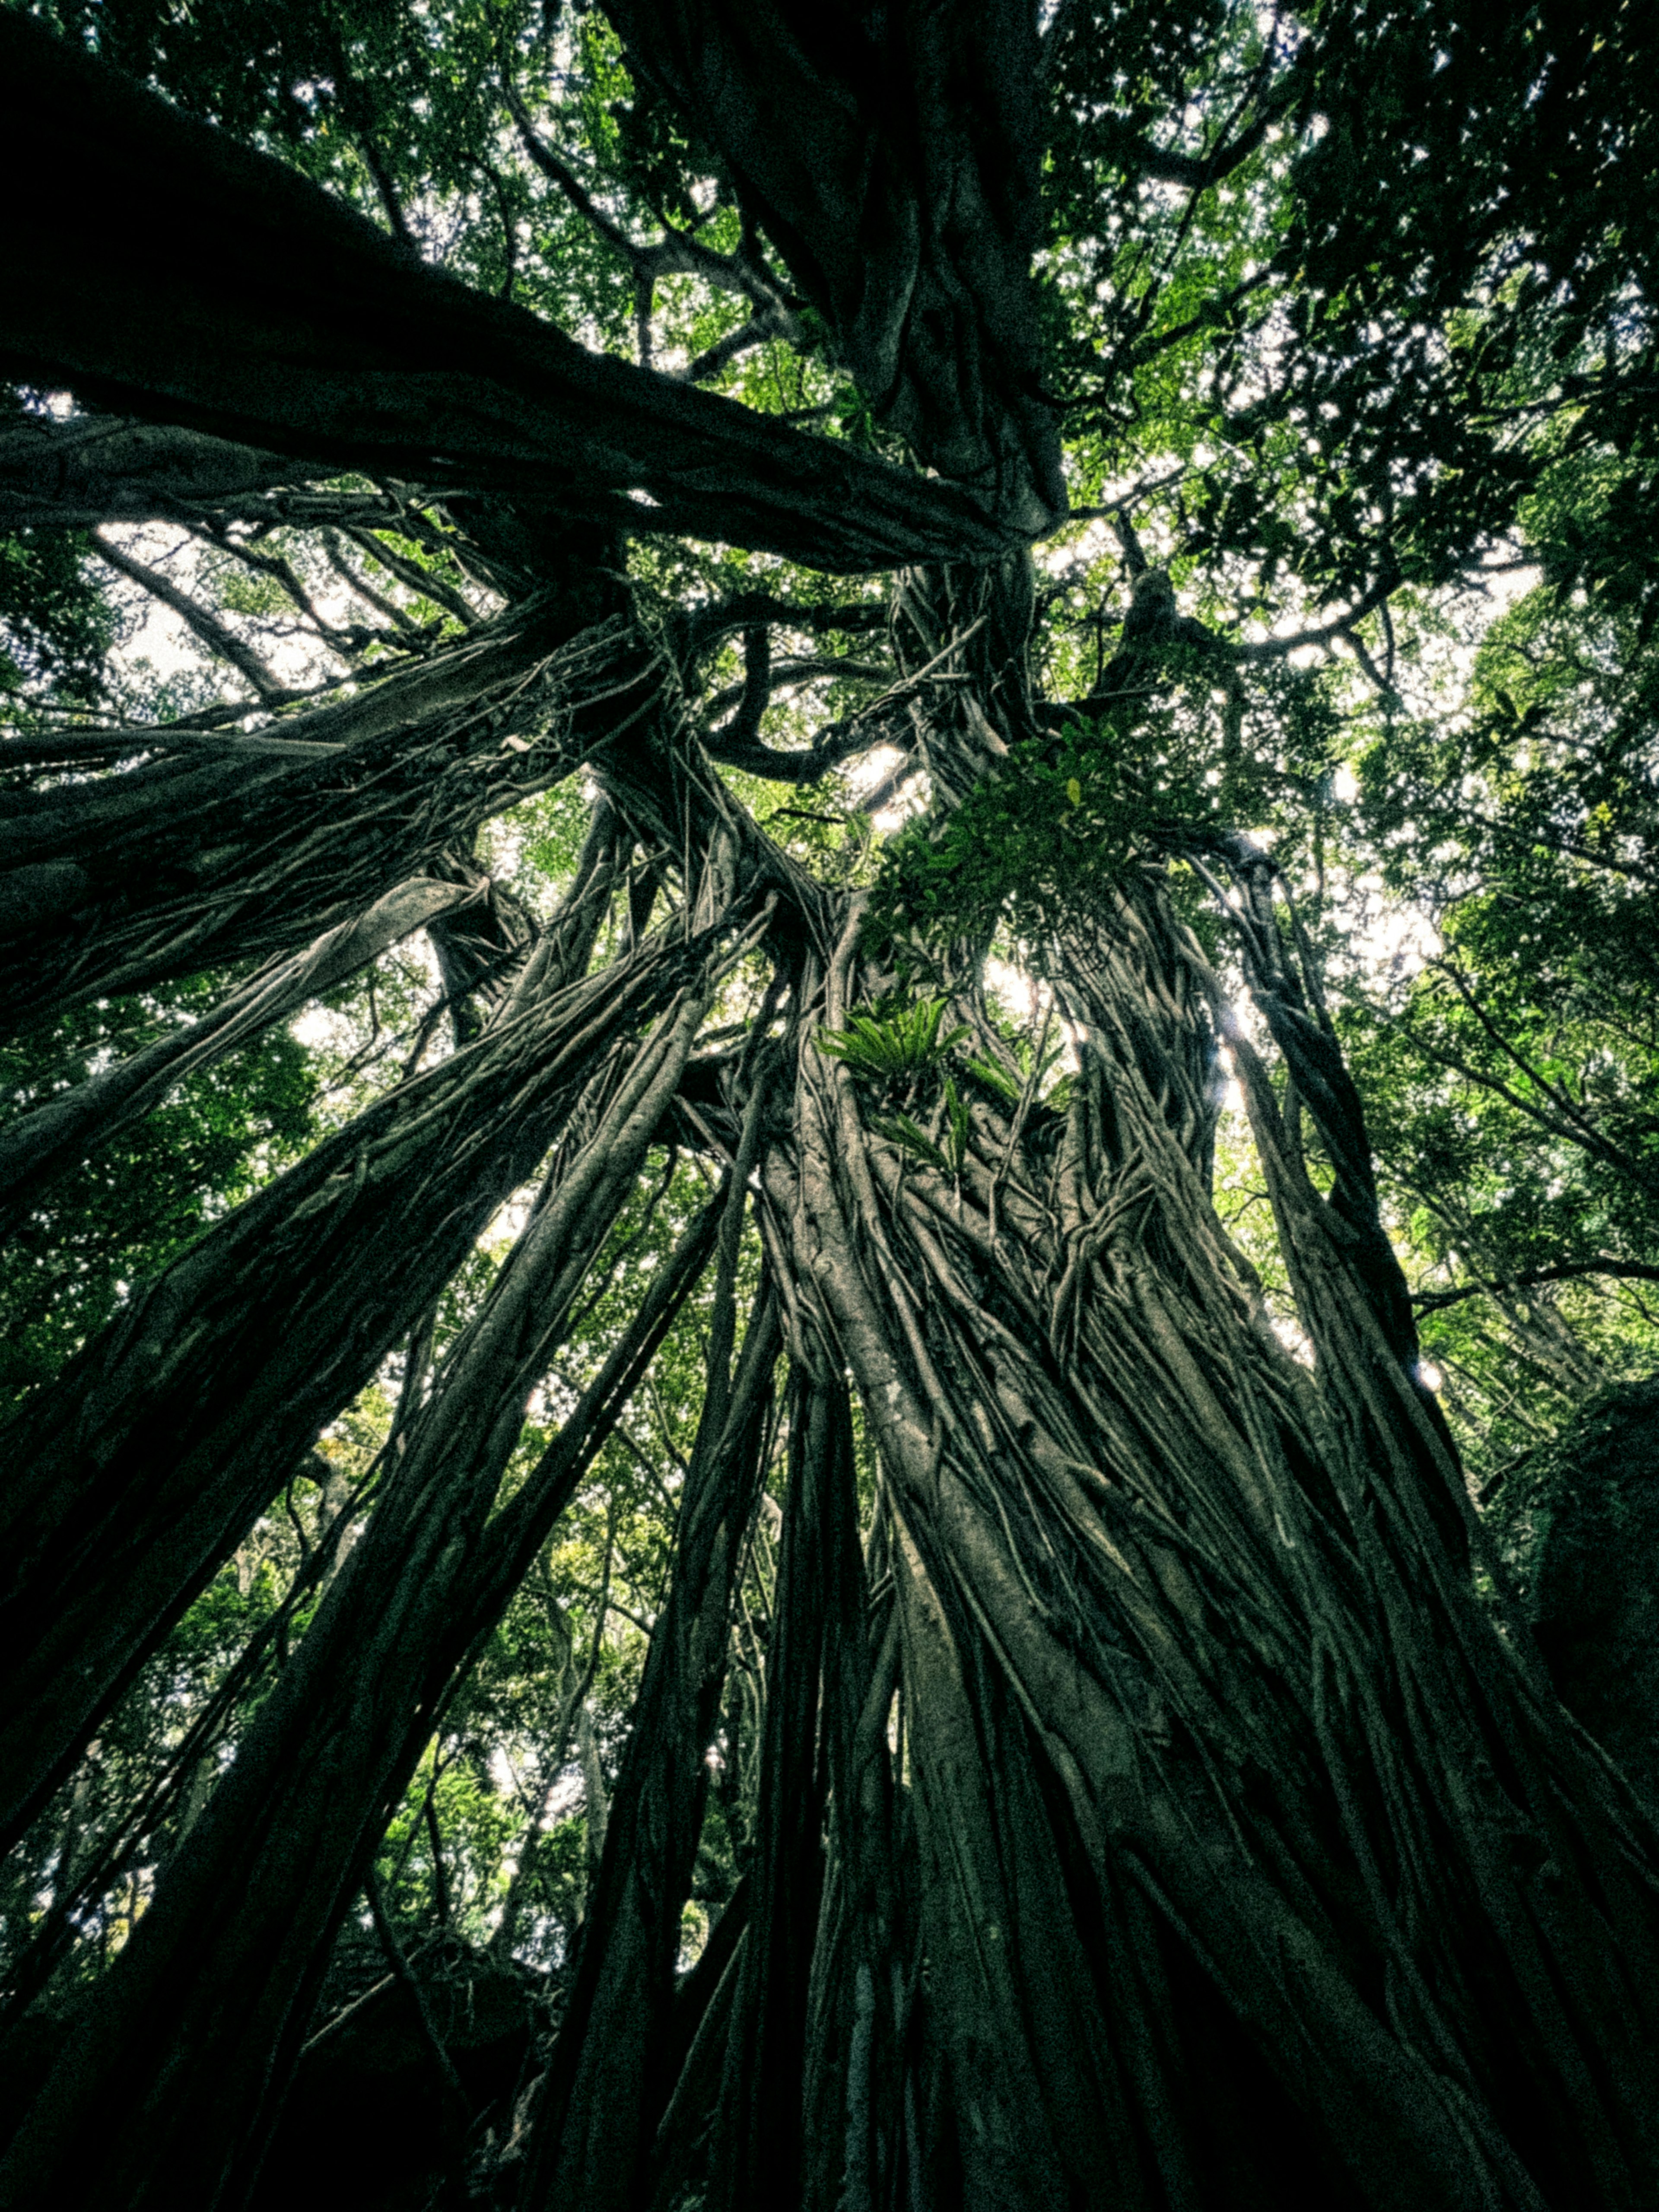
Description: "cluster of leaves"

(0, 527), (114, 706)
(4, 0), (1658, 2110)
(818, 995), (1066, 1179)
(868, 642), (1348, 953)
(0, 989), (317, 1403)
(818, 996), (968, 1088)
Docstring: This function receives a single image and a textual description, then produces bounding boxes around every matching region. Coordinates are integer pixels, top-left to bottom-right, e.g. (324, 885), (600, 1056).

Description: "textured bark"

(3, 12), (1657, 2210)
(764, 879), (1659, 2210)
(599, 0), (1065, 533)
(0, 836), (649, 1853)
(702, 1368), (861, 2209)
(423, 859), (538, 1047)
(0, 413), (318, 531)
(522, 1074), (783, 2212)
(1510, 1379), (1659, 1806)
(0, 991), (726, 2212)
(0, 17), (1025, 572)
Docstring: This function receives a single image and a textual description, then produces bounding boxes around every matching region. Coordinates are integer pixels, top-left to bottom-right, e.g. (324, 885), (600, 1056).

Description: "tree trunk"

(763, 874), (1659, 2209)
(3, 12), (1657, 2209)
(701, 1366), (863, 2210)
(0, 823), (649, 1851)
(522, 1070), (783, 2212)
(0, 971), (728, 2211)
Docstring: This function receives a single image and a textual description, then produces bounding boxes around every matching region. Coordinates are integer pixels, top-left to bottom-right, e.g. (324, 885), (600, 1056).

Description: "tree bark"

(0, 412), (318, 531)
(599, 0), (1065, 534)
(0, 16), (1024, 572)
(522, 1072), (783, 2212)
(702, 1365), (862, 2209)
(767, 882), (1659, 2208)
(0, 831), (649, 1853)
(0, 977), (728, 2212)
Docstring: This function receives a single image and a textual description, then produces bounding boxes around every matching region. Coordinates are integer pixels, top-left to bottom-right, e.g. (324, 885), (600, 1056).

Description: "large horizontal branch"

(1411, 1259), (1659, 1314)
(599, 0), (1065, 533)
(0, 18), (1027, 575)
(0, 416), (445, 543)
(0, 415), (313, 530)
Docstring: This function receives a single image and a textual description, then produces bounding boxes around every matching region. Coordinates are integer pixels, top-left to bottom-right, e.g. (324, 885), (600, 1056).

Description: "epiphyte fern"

(817, 997), (969, 1084)
(871, 1074), (973, 1178)
(962, 1026), (1065, 1108)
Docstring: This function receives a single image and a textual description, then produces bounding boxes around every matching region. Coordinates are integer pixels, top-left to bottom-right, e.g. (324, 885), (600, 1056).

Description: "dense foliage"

(0, 2), (1655, 2208)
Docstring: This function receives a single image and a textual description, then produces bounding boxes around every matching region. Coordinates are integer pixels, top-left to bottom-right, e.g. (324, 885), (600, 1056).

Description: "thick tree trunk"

(2, 7), (1655, 2202)
(0, 829), (654, 1852)
(0, 974), (728, 2212)
(766, 883), (1659, 2209)
(600, 0), (1065, 533)
(522, 1070), (783, 2212)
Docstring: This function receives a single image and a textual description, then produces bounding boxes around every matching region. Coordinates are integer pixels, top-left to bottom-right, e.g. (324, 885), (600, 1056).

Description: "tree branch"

(1230, 571), (1397, 660)
(92, 531), (290, 703)
(0, 17), (1023, 571)
(356, 130), (417, 253)
(321, 529), (430, 639)
(684, 313), (778, 385)
(723, 626), (770, 750)
(198, 524), (369, 658)
(342, 525), (481, 629)
(681, 595), (888, 657)
(1413, 1260), (1659, 1313)
(701, 655), (891, 719)
(503, 77), (801, 343)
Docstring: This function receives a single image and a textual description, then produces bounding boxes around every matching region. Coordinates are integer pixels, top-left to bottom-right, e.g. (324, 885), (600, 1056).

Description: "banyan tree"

(2, 2), (1657, 2208)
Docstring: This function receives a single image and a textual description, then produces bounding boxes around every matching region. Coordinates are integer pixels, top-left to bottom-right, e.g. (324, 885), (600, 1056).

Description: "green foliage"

(818, 996), (969, 1087)
(0, 991), (317, 1404)
(0, 525), (114, 703)
(6, 0), (1659, 2085)
(869, 1074), (974, 1180)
